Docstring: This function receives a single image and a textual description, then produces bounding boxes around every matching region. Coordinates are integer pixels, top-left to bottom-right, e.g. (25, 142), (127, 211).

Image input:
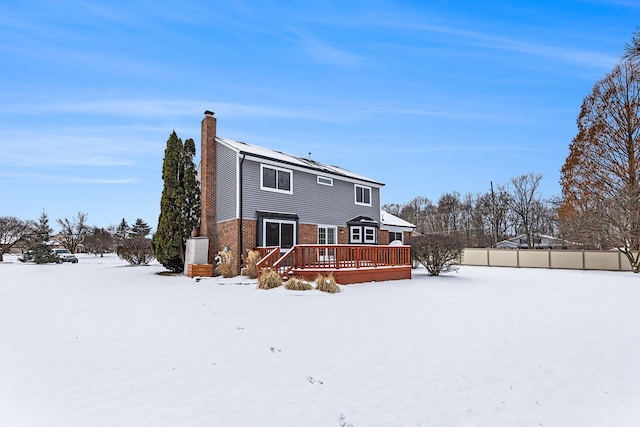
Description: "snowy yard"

(1, 254), (639, 426)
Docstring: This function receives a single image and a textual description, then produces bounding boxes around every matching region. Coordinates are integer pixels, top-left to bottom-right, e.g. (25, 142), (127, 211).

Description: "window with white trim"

(318, 225), (337, 260)
(388, 231), (403, 243)
(317, 176), (333, 186)
(364, 226), (376, 243)
(318, 226), (337, 245)
(263, 219), (296, 249)
(261, 164), (292, 194)
(350, 227), (362, 243)
(354, 184), (371, 206)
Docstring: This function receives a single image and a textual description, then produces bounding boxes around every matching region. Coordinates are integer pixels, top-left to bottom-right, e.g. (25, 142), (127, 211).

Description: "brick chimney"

(200, 110), (217, 263)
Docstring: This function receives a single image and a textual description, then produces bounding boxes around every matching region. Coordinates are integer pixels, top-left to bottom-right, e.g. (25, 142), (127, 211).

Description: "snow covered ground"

(1, 254), (639, 427)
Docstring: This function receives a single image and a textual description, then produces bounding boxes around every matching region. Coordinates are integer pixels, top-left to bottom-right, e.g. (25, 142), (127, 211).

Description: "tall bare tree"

(56, 212), (89, 254)
(508, 173), (544, 248)
(399, 196), (434, 234)
(437, 191), (462, 233)
(560, 61), (640, 271)
(0, 216), (32, 261)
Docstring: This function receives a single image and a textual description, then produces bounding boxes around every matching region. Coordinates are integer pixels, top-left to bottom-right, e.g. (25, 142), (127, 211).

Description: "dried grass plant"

(240, 250), (261, 279)
(284, 277), (313, 291)
(215, 248), (236, 278)
(216, 262), (236, 278)
(257, 268), (282, 290)
(315, 274), (341, 293)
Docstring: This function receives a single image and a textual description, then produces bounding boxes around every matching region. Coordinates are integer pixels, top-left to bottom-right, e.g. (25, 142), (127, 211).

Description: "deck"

(256, 244), (412, 284)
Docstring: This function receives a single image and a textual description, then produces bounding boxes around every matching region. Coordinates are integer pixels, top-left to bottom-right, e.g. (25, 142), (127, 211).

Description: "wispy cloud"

(1, 130), (160, 167)
(291, 30), (362, 68)
(369, 19), (619, 70)
(0, 170), (135, 185)
(0, 99), (345, 123)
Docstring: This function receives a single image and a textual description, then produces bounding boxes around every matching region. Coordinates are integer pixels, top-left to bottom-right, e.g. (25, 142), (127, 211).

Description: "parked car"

(54, 248), (78, 263)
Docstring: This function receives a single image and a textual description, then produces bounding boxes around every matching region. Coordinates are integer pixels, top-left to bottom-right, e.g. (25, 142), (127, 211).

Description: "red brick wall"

(215, 219), (238, 272)
(199, 111), (218, 263)
(379, 230), (390, 245)
(337, 226), (348, 244)
(213, 218), (259, 271)
(242, 219), (257, 253)
(299, 223), (317, 244)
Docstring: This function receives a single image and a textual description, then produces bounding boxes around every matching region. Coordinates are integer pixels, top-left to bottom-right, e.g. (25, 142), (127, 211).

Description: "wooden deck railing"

(255, 247), (281, 271)
(261, 244), (409, 276)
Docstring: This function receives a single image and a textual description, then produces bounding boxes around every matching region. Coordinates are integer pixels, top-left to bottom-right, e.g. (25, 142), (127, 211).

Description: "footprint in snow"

(270, 347), (281, 353)
(307, 376), (323, 385)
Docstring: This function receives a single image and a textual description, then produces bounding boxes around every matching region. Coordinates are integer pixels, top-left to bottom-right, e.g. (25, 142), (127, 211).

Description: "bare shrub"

(284, 277), (313, 291)
(408, 234), (464, 276)
(257, 268), (283, 290)
(315, 274), (341, 293)
(241, 250), (261, 279)
(117, 238), (155, 265)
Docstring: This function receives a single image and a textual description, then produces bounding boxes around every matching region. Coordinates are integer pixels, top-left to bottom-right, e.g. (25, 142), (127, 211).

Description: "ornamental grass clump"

(257, 268), (282, 290)
(284, 277), (313, 291)
(241, 250), (261, 279)
(215, 248), (236, 278)
(315, 274), (340, 293)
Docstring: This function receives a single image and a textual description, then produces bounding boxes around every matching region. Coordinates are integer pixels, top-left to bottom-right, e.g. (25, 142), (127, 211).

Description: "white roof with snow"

(380, 210), (416, 230)
(217, 136), (384, 186)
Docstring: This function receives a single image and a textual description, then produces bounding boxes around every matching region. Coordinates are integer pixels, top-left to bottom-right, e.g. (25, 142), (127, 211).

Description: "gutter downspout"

(239, 153), (246, 266)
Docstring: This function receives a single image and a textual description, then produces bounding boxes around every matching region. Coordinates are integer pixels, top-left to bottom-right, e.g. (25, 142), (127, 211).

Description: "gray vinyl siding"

(216, 143), (238, 222)
(241, 158), (380, 226)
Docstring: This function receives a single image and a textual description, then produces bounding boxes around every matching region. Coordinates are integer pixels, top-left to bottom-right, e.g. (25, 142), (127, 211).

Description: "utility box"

(185, 237), (211, 277)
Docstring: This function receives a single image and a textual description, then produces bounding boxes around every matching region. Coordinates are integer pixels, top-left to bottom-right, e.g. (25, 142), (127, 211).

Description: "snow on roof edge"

(380, 210), (416, 229)
(217, 136), (384, 186)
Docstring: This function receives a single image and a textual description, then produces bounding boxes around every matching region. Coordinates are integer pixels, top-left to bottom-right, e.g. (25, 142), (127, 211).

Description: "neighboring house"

(197, 111), (396, 268)
(379, 210), (416, 244)
(496, 234), (576, 250)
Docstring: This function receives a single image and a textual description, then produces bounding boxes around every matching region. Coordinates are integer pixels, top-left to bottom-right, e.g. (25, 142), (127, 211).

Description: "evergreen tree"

(130, 218), (152, 238)
(181, 138), (201, 244)
(30, 211), (57, 264)
(153, 131), (200, 272)
(115, 218), (130, 242)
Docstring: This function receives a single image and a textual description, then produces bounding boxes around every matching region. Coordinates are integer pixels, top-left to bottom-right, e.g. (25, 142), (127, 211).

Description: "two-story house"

(197, 111), (399, 270)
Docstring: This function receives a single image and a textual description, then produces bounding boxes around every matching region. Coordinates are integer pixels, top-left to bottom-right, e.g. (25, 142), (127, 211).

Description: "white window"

(389, 231), (403, 243)
(263, 219), (296, 249)
(261, 164), (292, 194)
(317, 176), (333, 186)
(354, 185), (371, 206)
(364, 226), (377, 243)
(350, 227), (362, 243)
(318, 225), (337, 260)
(318, 226), (337, 245)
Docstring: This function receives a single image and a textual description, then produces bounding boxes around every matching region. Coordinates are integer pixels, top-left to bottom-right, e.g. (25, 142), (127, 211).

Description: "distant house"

(380, 210), (416, 244)
(496, 234), (575, 250)
(196, 111), (414, 269)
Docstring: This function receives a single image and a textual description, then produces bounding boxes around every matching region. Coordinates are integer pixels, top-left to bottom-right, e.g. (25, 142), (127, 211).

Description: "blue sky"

(0, 0), (637, 230)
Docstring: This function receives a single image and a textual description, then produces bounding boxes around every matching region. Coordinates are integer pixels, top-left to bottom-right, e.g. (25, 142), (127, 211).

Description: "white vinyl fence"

(462, 248), (633, 272)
